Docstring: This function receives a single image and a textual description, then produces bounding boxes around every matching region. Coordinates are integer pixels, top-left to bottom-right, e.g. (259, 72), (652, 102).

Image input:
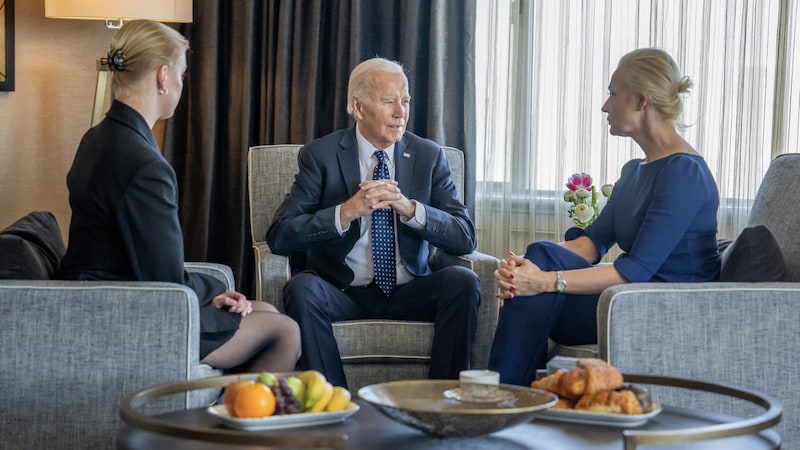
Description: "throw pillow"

(0, 211), (66, 279)
(719, 224), (787, 282)
(0, 235), (52, 279)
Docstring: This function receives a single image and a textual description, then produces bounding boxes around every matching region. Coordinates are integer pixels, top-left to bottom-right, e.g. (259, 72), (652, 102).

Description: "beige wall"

(0, 1), (117, 236)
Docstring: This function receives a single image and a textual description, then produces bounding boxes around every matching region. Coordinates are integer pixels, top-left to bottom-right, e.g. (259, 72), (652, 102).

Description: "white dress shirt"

(333, 125), (426, 287)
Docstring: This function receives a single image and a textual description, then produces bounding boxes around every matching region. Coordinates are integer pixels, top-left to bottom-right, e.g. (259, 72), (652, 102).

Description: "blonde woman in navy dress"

(489, 48), (721, 385)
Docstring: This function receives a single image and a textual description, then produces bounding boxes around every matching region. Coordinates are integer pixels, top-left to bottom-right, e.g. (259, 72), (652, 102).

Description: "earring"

(159, 87), (169, 95)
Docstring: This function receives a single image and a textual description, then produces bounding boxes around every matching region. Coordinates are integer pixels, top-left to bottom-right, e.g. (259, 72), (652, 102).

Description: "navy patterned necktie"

(371, 150), (396, 296)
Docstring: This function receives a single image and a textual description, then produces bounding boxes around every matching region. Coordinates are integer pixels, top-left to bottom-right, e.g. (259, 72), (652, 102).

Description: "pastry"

(552, 397), (575, 409)
(531, 359), (652, 415)
(531, 368), (567, 394)
(621, 383), (652, 411)
(559, 358), (624, 399)
(532, 358), (624, 400)
(574, 389), (643, 415)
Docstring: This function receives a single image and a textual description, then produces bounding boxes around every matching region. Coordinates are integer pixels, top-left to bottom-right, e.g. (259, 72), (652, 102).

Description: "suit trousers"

(283, 265), (481, 388)
(488, 241), (598, 386)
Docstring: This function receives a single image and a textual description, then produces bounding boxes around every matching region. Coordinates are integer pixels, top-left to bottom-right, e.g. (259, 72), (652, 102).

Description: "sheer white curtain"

(475, 0), (799, 259)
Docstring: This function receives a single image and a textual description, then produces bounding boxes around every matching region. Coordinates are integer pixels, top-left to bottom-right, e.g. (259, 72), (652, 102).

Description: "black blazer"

(57, 101), (237, 335)
(266, 127), (476, 289)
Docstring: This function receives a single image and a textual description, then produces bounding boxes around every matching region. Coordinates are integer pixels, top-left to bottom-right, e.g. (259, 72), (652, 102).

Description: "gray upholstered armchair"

(0, 211), (234, 447)
(596, 153), (800, 444)
(248, 144), (500, 391)
(0, 262), (230, 449)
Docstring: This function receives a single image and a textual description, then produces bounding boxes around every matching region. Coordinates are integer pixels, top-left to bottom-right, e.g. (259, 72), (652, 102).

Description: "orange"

(223, 380), (255, 416)
(233, 382), (276, 418)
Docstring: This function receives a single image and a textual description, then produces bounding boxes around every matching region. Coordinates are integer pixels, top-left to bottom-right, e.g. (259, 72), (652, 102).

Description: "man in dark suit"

(266, 57), (480, 388)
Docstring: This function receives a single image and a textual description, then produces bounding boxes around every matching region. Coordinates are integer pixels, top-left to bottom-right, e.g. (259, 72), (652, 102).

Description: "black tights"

(202, 301), (301, 373)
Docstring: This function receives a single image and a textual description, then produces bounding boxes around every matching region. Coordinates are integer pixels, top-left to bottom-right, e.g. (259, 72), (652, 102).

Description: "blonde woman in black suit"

(58, 20), (300, 373)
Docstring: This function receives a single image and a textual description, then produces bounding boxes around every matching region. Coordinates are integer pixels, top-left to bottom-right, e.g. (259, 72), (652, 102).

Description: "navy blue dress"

(488, 154), (721, 385)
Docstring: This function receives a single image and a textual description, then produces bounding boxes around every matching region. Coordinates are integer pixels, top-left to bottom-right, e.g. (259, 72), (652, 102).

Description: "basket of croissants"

(531, 358), (654, 415)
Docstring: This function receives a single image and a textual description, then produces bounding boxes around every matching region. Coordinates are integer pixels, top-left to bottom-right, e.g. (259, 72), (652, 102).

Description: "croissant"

(531, 368), (567, 395)
(532, 358), (654, 415)
(574, 389), (643, 415)
(532, 358), (623, 400)
(552, 397), (575, 410)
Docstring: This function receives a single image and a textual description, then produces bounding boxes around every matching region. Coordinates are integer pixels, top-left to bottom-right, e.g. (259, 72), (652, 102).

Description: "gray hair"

(346, 57), (408, 115)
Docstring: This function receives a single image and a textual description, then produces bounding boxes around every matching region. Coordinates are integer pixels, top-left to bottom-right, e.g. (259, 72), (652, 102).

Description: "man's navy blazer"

(266, 127), (476, 289)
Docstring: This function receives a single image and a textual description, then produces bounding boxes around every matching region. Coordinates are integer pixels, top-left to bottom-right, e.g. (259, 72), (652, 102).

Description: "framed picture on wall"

(0, 0), (14, 92)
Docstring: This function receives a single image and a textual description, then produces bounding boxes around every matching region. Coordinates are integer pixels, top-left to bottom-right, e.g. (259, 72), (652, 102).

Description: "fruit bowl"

(207, 402), (360, 431)
(357, 380), (557, 437)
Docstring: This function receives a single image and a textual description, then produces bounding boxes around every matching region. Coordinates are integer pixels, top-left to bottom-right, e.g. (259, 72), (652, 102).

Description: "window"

(475, 0), (799, 257)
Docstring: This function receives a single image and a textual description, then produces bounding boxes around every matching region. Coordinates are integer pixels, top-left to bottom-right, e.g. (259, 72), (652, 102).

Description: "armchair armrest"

(253, 241), (291, 311)
(597, 281), (799, 442)
(430, 249), (500, 369)
(598, 282), (800, 366)
(0, 279), (216, 448)
(185, 262), (235, 290)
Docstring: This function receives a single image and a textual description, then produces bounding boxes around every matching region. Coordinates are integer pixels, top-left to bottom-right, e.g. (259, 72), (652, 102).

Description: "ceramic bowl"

(357, 379), (557, 437)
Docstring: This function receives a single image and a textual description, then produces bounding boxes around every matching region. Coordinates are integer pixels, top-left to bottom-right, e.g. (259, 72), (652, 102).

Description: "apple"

(256, 371), (277, 387)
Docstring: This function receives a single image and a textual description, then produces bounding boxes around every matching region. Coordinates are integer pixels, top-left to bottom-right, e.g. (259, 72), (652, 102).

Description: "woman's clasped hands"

(494, 251), (554, 305)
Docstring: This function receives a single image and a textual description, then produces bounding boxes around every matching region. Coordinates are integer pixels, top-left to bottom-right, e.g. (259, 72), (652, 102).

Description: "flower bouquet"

(563, 173), (613, 228)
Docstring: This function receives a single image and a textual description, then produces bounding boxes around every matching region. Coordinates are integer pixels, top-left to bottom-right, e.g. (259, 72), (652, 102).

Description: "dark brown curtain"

(164, 0), (476, 297)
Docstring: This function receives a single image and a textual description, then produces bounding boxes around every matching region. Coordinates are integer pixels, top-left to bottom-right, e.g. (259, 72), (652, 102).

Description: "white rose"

(575, 188), (591, 199)
(601, 184), (614, 198)
(563, 190), (577, 202)
(573, 203), (595, 223)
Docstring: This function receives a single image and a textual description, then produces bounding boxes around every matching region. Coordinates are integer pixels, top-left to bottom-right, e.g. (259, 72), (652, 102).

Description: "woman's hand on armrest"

(212, 290), (254, 317)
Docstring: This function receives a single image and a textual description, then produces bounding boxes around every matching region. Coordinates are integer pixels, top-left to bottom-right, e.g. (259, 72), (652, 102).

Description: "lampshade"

(45, 0), (192, 23)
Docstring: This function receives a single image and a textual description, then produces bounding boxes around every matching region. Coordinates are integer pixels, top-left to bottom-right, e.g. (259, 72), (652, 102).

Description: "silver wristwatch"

(555, 270), (567, 293)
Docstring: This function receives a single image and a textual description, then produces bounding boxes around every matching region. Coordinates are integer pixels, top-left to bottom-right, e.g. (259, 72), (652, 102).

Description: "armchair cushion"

(719, 224), (787, 282)
(334, 320), (433, 361)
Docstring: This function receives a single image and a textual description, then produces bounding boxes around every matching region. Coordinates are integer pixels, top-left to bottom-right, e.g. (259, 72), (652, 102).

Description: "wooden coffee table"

(117, 374), (781, 450)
